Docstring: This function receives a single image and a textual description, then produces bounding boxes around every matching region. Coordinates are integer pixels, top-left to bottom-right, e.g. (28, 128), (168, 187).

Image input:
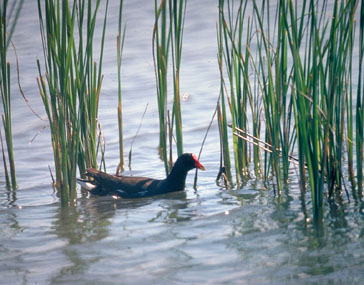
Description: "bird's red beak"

(192, 154), (205, 171)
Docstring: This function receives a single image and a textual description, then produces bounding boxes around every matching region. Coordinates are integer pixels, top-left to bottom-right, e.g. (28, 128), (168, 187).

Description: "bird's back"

(83, 168), (165, 198)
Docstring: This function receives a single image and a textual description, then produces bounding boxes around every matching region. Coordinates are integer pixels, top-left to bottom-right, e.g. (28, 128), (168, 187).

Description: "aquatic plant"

(217, 12), (232, 185)
(153, 0), (170, 175)
(282, 0), (357, 217)
(357, 1), (364, 196)
(117, 0), (126, 173)
(169, 0), (186, 157)
(36, 0), (108, 204)
(153, 0), (186, 175)
(0, 0), (24, 189)
(218, 0), (361, 219)
(219, 0), (291, 191)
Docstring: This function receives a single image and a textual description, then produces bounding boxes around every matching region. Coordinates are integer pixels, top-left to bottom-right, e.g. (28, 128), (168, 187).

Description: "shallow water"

(1, 1), (364, 284)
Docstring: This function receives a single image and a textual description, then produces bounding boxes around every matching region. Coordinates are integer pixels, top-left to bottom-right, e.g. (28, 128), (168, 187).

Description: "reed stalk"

(37, 0), (107, 204)
(117, 0), (126, 173)
(219, 0), (248, 186)
(0, 0), (23, 190)
(217, 5), (232, 184)
(153, 0), (170, 175)
(218, 0), (360, 219)
(219, 0), (293, 191)
(153, 0), (186, 175)
(252, 1), (285, 192)
(357, 1), (364, 196)
(169, 0), (186, 157)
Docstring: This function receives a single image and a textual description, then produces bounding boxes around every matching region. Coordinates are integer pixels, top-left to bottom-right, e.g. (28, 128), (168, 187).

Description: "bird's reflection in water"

(53, 190), (195, 250)
(83, 190), (195, 223)
(148, 191), (202, 223)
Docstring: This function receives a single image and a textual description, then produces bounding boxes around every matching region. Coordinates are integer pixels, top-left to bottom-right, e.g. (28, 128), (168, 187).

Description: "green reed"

(218, 0), (360, 219)
(217, 7), (232, 184)
(169, 0), (186, 157)
(153, 0), (170, 175)
(219, 0), (246, 187)
(153, 0), (186, 175)
(219, 0), (294, 192)
(357, 1), (364, 196)
(117, 0), (126, 172)
(283, 0), (358, 217)
(0, 0), (23, 189)
(37, 0), (108, 204)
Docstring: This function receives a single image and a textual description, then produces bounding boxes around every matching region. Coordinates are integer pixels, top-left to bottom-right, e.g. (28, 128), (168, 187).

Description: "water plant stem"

(117, 0), (126, 173)
(218, 0), (361, 219)
(153, 0), (186, 175)
(37, 0), (108, 203)
(0, 0), (23, 190)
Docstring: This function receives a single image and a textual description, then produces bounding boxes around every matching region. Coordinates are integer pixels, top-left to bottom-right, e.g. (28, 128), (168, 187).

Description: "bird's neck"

(164, 166), (189, 190)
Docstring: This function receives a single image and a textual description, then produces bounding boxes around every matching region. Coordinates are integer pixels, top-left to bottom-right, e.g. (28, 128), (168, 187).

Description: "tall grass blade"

(218, 0), (360, 219)
(153, 0), (170, 175)
(0, 0), (23, 189)
(217, 4), (232, 183)
(169, 0), (186, 156)
(37, 0), (107, 203)
(153, 0), (187, 174)
(357, 0), (364, 196)
(117, 0), (126, 173)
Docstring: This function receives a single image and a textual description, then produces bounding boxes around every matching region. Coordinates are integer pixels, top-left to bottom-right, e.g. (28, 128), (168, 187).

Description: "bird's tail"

(76, 178), (97, 191)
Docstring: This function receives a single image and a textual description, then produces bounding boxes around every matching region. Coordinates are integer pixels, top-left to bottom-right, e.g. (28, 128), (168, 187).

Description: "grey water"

(1, 1), (364, 284)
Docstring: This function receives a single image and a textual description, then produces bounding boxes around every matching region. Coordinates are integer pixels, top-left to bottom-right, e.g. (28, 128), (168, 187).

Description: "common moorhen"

(77, 153), (205, 198)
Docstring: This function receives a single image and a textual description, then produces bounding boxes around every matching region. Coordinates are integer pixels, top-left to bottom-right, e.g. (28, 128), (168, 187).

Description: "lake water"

(1, 1), (364, 284)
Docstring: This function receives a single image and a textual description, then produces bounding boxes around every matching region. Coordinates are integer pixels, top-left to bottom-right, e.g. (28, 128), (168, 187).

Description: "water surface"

(1, 1), (364, 284)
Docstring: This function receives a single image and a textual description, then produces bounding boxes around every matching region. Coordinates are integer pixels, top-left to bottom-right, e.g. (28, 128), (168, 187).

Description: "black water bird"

(77, 153), (205, 198)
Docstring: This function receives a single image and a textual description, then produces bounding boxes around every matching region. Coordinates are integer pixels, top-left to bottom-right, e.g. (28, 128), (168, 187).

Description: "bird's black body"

(77, 153), (205, 198)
